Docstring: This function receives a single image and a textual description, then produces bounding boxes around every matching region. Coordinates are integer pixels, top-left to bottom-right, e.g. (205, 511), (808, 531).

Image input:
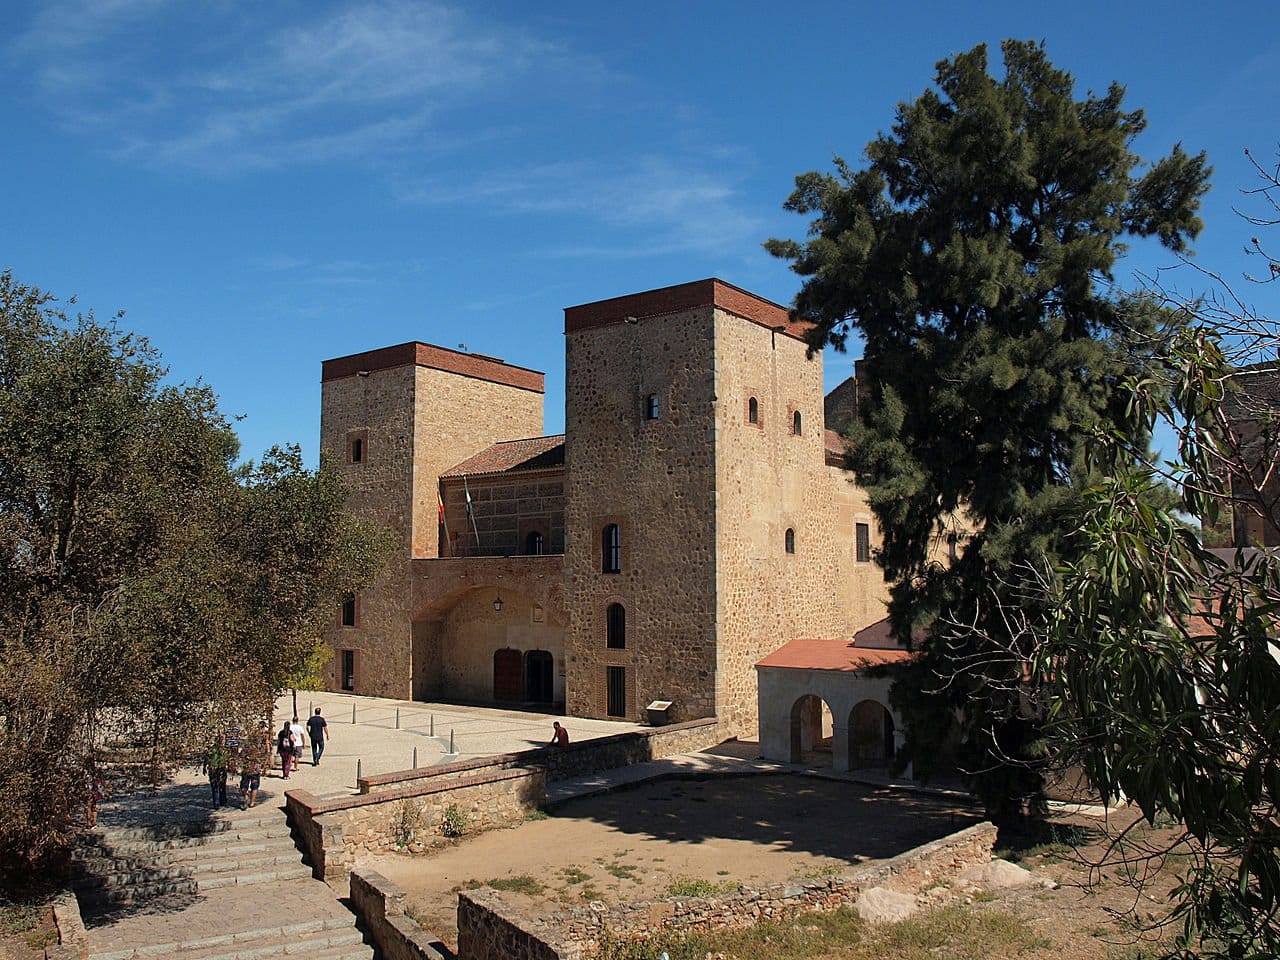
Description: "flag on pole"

(463, 475), (480, 547)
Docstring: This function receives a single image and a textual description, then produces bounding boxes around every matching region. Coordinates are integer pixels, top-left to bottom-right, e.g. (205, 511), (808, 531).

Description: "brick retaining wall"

(457, 820), (997, 960)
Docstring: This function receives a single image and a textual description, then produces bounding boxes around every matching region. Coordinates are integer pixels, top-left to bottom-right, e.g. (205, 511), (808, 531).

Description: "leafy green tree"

(0, 271), (384, 886)
(1039, 154), (1280, 958)
(766, 40), (1210, 819)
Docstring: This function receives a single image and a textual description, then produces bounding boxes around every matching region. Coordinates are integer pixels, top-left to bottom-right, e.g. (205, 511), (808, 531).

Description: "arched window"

(602, 523), (621, 573)
(525, 531), (545, 555)
(748, 396), (759, 424)
(785, 528), (796, 554)
(606, 603), (626, 649)
(792, 410), (803, 435)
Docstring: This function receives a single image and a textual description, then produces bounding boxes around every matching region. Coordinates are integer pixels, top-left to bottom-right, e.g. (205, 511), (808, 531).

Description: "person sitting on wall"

(549, 721), (569, 749)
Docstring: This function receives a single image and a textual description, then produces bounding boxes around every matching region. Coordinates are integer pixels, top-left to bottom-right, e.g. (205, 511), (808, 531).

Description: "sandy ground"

(365, 773), (982, 947)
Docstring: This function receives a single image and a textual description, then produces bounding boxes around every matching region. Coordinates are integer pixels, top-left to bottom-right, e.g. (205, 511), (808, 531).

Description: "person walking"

(289, 716), (307, 768)
(277, 721), (295, 779)
(305, 707), (329, 766)
(202, 738), (229, 808)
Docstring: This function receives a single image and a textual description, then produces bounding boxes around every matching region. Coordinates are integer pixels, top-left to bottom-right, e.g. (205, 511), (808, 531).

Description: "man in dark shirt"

(305, 707), (329, 766)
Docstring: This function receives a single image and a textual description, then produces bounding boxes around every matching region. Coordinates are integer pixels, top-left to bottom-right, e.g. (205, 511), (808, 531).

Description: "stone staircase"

(74, 806), (375, 960)
(75, 811), (312, 906)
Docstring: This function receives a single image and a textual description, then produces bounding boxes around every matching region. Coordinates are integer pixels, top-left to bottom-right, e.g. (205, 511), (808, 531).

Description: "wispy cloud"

(9, 1), (572, 174)
(400, 155), (763, 257)
(8, 1), (762, 258)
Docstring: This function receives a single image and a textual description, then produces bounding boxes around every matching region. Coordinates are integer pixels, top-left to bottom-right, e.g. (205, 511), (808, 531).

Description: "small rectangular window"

(351, 438), (364, 463)
(644, 394), (660, 420)
(606, 666), (626, 718)
(341, 595), (357, 626)
(341, 650), (355, 692)
(856, 523), (871, 563)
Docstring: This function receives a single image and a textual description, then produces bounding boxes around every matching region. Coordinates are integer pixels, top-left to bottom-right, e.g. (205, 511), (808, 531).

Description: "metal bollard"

(430, 714), (434, 737)
(357, 758), (362, 781)
(413, 747), (418, 768)
(396, 708), (400, 729)
(450, 729), (455, 754)
(352, 704), (356, 724)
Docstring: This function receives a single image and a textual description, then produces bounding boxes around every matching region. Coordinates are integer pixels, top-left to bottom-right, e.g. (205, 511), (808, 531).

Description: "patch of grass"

(524, 809), (550, 821)
(560, 866), (590, 885)
(458, 875), (545, 896)
(0, 901), (54, 952)
(606, 862), (640, 882)
(577, 884), (603, 902)
(663, 876), (738, 898)
(597, 902), (1051, 960)
(716, 869), (730, 876)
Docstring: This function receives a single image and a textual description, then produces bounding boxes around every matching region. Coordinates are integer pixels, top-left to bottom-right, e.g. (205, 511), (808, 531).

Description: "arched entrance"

(849, 699), (895, 769)
(493, 649), (522, 701)
(524, 650), (554, 704)
(789, 694), (834, 766)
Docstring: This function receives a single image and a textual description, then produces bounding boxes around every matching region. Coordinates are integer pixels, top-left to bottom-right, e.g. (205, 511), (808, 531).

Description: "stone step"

(89, 916), (369, 960)
(91, 824), (295, 852)
(93, 813), (283, 843)
(78, 876), (199, 906)
(86, 836), (299, 866)
(77, 858), (313, 895)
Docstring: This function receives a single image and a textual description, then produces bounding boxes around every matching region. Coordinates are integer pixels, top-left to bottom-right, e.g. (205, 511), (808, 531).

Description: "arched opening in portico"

(788, 694), (834, 766)
(849, 699), (895, 769)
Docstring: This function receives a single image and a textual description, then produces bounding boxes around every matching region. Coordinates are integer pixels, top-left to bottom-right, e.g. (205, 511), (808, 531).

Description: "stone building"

(319, 278), (896, 739)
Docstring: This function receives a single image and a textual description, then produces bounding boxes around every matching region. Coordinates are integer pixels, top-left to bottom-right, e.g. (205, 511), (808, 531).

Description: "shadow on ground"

(554, 772), (983, 863)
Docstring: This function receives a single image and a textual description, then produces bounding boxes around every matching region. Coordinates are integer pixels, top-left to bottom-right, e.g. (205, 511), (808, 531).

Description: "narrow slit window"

(341, 594), (357, 626)
(350, 438), (364, 463)
(785, 528), (796, 555)
(748, 396), (759, 424)
(602, 523), (621, 573)
(792, 410), (803, 436)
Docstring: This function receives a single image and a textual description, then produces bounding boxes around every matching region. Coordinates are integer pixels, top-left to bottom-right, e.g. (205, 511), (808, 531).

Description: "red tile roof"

(441, 435), (565, 478)
(756, 632), (912, 672)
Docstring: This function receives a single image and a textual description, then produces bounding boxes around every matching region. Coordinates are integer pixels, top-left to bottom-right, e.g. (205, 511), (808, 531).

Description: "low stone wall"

(457, 821), (997, 960)
(350, 869), (449, 960)
(287, 765), (545, 884)
(358, 719), (721, 796)
(46, 891), (88, 960)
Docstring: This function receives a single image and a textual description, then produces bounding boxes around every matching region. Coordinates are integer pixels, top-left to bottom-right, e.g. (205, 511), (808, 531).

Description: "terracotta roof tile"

(441, 435), (565, 478)
(824, 429), (847, 465)
(756, 624), (913, 672)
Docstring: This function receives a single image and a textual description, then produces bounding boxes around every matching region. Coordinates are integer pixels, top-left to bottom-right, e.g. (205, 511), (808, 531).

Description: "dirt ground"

(366, 772), (1192, 959)
(365, 773), (983, 947)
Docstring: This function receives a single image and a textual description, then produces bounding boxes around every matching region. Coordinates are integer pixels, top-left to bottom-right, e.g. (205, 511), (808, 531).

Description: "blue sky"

(5, 0), (1278, 465)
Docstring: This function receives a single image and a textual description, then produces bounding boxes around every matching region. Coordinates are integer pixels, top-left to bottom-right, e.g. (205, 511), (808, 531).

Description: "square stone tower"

(563, 280), (851, 735)
(319, 343), (545, 698)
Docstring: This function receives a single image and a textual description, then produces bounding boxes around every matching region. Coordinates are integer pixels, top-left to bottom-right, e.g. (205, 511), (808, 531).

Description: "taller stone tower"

(319, 343), (545, 698)
(563, 280), (847, 735)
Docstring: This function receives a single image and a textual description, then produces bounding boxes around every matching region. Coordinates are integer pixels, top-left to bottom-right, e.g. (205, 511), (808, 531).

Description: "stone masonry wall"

(319, 350), (544, 699)
(321, 363), (419, 699)
(350, 869), (449, 960)
(286, 766), (544, 884)
(457, 820), (997, 960)
(564, 308), (719, 723)
(357, 718), (721, 794)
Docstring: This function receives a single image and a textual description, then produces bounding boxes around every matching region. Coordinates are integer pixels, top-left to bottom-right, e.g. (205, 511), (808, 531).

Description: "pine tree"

(766, 40), (1210, 819)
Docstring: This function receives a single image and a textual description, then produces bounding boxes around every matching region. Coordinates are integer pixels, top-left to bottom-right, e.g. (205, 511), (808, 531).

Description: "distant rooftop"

(322, 341), (545, 393)
(756, 619), (912, 672)
(564, 278), (812, 341)
(441, 435), (566, 478)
